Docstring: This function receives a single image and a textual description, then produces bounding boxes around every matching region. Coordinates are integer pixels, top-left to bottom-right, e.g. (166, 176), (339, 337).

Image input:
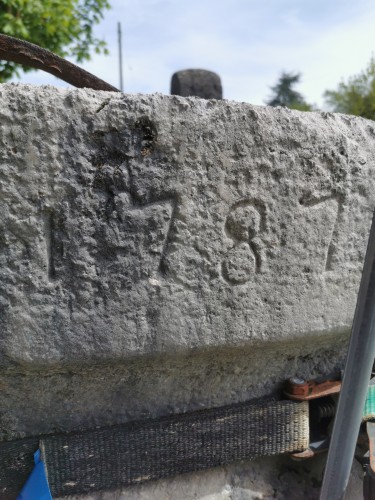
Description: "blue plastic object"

(17, 449), (52, 500)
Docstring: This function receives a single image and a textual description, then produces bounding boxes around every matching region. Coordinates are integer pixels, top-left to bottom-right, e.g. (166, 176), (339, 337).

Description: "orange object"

(284, 378), (341, 401)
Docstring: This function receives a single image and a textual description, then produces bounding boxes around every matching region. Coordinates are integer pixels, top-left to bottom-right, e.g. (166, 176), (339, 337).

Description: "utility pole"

(117, 22), (123, 92)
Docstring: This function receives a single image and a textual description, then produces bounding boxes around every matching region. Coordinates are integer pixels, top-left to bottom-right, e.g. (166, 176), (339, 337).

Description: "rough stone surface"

(0, 85), (374, 496)
(61, 453), (363, 499)
(1, 85), (374, 370)
(1, 336), (346, 440)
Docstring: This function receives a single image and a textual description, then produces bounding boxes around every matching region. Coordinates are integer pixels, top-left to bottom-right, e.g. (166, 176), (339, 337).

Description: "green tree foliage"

(266, 72), (313, 111)
(324, 57), (375, 120)
(0, 0), (110, 81)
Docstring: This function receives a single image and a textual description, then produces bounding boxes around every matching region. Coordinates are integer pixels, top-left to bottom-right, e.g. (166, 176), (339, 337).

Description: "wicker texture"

(41, 399), (309, 496)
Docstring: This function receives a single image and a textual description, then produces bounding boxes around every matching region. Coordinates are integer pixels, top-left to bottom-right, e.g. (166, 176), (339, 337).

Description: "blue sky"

(14, 0), (375, 108)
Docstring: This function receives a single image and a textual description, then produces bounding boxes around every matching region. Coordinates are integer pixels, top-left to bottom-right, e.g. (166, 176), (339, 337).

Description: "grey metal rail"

(320, 210), (375, 499)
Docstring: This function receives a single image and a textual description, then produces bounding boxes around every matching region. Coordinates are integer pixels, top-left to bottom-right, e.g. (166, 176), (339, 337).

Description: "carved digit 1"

(43, 211), (56, 281)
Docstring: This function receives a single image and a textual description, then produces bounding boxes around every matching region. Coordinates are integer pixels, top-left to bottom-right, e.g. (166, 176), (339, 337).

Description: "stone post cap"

(171, 69), (223, 99)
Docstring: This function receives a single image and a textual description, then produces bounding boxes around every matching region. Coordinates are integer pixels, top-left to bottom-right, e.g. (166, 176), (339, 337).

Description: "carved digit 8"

(222, 202), (263, 285)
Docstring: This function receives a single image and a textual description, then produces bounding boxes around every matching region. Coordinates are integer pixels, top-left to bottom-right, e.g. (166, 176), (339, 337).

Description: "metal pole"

(320, 210), (375, 500)
(117, 22), (123, 92)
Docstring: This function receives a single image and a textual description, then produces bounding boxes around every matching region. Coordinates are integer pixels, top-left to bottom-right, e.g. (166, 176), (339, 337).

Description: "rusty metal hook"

(0, 33), (120, 92)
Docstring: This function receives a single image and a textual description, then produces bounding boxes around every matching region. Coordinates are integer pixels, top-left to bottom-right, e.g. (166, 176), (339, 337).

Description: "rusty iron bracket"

(284, 376), (341, 401)
(0, 34), (119, 92)
(284, 376), (341, 459)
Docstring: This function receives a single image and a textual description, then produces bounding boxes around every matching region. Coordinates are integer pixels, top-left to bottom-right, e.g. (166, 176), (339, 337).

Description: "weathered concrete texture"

(1, 84), (375, 368)
(1, 84), (375, 449)
(61, 453), (363, 500)
(0, 334), (346, 439)
(0, 84), (373, 497)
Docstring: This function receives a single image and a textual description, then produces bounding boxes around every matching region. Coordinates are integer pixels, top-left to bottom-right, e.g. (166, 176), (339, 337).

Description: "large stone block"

(1, 85), (375, 451)
(1, 85), (374, 367)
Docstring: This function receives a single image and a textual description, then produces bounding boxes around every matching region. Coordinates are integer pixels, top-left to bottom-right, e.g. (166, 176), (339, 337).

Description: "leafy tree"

(0, 0), (110, 82)
(266, 72), (313, 111)
(324, 57), (375, 120)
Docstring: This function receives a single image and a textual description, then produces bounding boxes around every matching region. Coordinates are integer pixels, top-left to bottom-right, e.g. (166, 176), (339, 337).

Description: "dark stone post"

(171, 69), (223, 99)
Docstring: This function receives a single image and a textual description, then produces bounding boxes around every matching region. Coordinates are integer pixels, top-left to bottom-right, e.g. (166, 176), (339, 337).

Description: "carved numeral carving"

(95, 188), (174, 283)
(222, 200), (266, 285)
(299, 195), (342, 272)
